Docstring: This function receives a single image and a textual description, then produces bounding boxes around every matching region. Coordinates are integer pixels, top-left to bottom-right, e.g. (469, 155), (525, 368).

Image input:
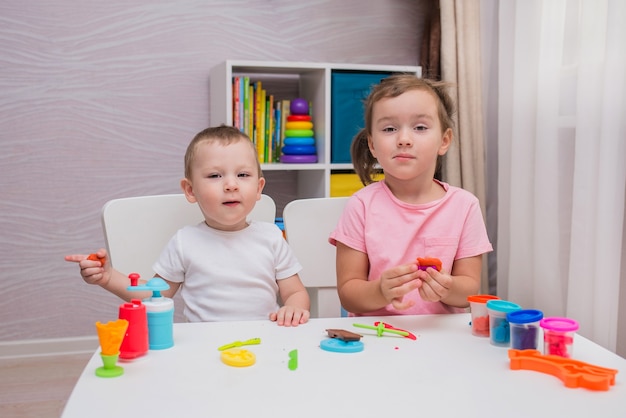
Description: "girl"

(329, 75), (492, 316)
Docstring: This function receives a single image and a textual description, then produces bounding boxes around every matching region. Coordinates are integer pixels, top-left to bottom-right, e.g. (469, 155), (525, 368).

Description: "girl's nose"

(397, 128), (413, 147)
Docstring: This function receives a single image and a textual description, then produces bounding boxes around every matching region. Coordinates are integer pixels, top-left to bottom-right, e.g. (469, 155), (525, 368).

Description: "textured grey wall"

(0, 0), (426, 341)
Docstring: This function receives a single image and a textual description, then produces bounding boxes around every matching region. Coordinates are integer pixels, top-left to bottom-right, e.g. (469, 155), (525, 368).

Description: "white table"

(62, 314), (626, 418)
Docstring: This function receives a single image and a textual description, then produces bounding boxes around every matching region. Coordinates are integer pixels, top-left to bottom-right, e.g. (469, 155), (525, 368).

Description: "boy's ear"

(180, 178), (197, 203)
(256, 177), (266, 200)
(438, 128), (453, 155)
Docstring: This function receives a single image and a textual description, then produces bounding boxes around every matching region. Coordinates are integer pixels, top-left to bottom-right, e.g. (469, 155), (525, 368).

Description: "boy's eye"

(415, 125), (428, 131)
(207, 173), (221, 179)
(238, 173), (251, 178)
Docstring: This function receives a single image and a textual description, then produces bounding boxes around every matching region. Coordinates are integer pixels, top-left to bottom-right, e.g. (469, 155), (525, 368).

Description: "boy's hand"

(269, 306), (310, 327)
(64, 248), (111, 287)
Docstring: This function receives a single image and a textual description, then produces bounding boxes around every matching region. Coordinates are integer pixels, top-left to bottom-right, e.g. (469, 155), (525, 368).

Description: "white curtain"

(497, 0), (626, 352)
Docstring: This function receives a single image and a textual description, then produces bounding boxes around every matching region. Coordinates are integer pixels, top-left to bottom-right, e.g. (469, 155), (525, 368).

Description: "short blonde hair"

(184, 125), (263, 180)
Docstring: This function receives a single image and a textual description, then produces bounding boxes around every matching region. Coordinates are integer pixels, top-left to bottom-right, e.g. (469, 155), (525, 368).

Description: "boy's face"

(181, 139), (265, 231)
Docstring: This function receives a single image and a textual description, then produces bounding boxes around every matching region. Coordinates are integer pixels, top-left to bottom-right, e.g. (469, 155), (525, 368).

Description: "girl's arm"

(336, 242), (422, 313)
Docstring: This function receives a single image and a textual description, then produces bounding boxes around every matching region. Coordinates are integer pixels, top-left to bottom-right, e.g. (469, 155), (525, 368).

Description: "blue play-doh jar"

(486, 300), (522, 347)
(507, 309), (543, 350)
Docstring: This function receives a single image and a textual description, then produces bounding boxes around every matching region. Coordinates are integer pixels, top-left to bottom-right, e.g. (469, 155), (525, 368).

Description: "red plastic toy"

(416, 257), (442, 272)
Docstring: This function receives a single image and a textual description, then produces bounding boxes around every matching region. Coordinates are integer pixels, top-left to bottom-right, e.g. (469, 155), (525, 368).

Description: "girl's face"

(368, 89), (451, 185)
(181, 140), (265, 231)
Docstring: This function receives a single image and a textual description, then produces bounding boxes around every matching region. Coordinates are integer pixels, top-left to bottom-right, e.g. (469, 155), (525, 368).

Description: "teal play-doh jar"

(486, 300), (522, 347)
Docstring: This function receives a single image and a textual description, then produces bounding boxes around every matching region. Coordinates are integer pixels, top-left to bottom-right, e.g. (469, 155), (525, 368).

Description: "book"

(233, 76), (240, 130)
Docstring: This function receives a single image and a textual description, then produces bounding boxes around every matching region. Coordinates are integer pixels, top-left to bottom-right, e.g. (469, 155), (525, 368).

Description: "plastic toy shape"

(221, 348), (256, 367)
(87, 253), (106, 266)
(508, 349), (618, 391)
(128, 272), (141, 286)
(218, 337), (261, 351)
(95, 319), (129, 378)
(290, 98), (309, 115)
(320, 338), (364, 353)
(373, 322), (417, 340)
(326, 328), (362, 342)
(353, 322), (409, 338)
(416, 257), (442, 272)
(288, 349), (298, 371)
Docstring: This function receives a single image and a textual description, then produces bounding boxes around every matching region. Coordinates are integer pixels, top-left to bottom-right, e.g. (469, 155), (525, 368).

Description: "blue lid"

(128, 277), (170, 298)
(486, 299), (522, 313)
(507, 309), (543, 324)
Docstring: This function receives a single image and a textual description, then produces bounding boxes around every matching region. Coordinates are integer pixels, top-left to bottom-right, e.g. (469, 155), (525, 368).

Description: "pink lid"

(540, 317), (579, 332)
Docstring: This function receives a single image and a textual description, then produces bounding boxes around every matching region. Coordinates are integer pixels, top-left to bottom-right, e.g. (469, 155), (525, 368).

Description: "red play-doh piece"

(87, 253), (106, 267)
(416, 257), (442, 272)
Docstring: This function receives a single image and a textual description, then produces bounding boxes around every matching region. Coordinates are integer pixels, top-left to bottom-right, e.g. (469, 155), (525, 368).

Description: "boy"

(66, 126), (310, 326)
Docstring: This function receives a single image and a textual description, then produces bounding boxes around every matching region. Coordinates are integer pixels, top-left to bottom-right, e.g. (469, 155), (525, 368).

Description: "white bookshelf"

(209, 60), (421, 211)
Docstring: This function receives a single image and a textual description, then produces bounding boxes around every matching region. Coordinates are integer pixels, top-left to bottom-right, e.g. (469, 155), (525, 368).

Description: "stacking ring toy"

(290, 98), (309, 115)
(285, 121), (313, 130)
(287, 115), (312, 122)
(284, 136), (315, 146)
(280, 154), (318, 163)
(282, 145), (316, 155)
(284, 129), (314, 137)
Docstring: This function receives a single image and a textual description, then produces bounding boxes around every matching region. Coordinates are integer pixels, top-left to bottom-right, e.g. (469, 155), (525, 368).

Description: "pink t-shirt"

(329, 180), (493, 316)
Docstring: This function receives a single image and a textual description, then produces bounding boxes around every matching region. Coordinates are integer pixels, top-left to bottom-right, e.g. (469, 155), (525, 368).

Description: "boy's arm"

(277, 274), (310, 310)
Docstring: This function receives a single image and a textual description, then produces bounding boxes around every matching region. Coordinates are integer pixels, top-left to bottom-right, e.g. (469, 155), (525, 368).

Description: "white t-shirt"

(153, 221), (302, 322)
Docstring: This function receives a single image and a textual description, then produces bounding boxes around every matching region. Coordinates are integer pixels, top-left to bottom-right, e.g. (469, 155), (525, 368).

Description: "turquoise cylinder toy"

(128, 276), (174, 350)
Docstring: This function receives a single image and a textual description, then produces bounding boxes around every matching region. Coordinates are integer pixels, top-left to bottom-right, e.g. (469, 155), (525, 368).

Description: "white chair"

(282, 197), (349, 318)
(101, 194), (276, 281)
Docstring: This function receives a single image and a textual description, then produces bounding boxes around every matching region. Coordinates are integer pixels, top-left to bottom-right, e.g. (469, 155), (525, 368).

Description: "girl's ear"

(180, 178), (197, 203)
(438, 128), (453, 156)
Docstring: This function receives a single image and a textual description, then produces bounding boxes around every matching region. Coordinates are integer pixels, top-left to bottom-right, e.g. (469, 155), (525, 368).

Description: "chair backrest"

(101, 194), (276, 280)
(282, 197), (349, 318)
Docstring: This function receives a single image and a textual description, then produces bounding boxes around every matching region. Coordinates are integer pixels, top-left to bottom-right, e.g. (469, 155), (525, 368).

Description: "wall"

(0, 0), (426, 342)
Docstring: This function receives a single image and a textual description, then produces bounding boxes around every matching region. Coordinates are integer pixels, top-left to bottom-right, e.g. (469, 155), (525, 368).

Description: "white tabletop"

(62, 314), (626, 418)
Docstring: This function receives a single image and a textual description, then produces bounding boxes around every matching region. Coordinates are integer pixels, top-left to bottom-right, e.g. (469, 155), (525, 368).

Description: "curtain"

(439, 0), (490, 293)
(496, 0), (626, 352)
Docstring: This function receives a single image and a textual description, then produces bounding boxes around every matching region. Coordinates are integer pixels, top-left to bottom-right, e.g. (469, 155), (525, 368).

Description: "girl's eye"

(415, 125), (428, 131)
(382, 126), (396, 133)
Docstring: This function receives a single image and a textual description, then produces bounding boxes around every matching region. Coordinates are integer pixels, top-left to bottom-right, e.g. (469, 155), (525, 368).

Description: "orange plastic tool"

(416, 257), (442, 272)
(508, 349), (618, 391)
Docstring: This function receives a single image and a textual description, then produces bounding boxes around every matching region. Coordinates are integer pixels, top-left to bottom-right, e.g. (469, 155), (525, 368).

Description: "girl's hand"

(379, 263), (422, 310)
(269, 306), (310, 327)
(64, 248), (112, 287)
(416, 267), (453, 303)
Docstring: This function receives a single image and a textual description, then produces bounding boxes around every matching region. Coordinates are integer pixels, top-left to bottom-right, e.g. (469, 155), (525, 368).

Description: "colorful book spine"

(243, 77), (250, 136)
(232, 76), (240, 130)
